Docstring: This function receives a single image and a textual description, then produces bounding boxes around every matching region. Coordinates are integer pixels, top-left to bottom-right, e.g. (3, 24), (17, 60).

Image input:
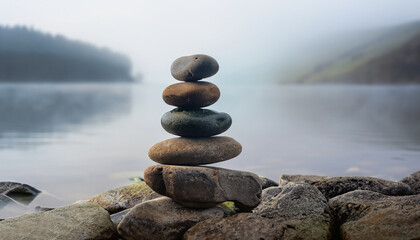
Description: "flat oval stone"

(171, 54), (219, 82)
(144, 165), (262, 210)
(161, 108), (232, 137)
(148, 136), (242, 165)
(162, 82), (220, 109)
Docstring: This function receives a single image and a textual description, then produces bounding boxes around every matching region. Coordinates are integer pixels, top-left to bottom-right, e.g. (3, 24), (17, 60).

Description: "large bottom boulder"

(144, 165), (262, 210)
(0, 203), (115, 240)
(329, 190), (420, 240)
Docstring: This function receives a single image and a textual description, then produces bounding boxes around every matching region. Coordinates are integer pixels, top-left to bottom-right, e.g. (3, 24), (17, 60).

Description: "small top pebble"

(171, 54), (219, 82)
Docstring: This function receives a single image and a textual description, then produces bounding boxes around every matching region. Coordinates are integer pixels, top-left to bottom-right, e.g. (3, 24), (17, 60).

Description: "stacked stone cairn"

(145, 54), (262, 211)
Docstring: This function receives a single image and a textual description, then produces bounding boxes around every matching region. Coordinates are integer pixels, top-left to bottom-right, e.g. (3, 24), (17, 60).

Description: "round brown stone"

(148, 136), (242, 165)
(162, 82), (220, 108)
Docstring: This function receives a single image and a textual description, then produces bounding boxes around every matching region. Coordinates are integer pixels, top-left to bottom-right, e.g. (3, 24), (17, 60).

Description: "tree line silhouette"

(0, 26), (133, 82)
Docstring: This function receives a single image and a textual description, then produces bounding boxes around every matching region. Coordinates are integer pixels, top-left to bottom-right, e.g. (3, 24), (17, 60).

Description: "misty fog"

(2, 0), (420, 83)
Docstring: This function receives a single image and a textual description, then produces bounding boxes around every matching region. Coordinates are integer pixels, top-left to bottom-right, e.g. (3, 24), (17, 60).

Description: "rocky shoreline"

(0, 171), (418, 240)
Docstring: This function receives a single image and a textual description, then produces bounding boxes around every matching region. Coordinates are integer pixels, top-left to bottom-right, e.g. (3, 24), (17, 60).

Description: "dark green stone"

(161, 108), (232, 137)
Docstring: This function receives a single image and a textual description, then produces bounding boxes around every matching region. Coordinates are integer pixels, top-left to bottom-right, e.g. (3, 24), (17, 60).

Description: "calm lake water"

(1, 82), (420, 218)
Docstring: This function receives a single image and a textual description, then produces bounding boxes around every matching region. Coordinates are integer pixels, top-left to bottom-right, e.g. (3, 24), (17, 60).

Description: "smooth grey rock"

(253, 183), (329, 220)
(0, 203), (115, 240)
(0, 182), (40, 195)
(259, 176), (279, 189)
(280, 174), (412, 199)
(329, 190), (420, 240)
(34, 206), (54, 212)
(400, 170), (420, 194)
(117, 197), (225, 240)
(87, 181), (161, 214)
(0, 182), (40, 206)
(161, 108), (232, 137)
(110, 210), (131, 240)
(162, 81), (220, 108)
(144, 165), (262, 210)
(171, 54), (219, 82)
(111, 208), (130, 226)
(148, 136), (242, 165)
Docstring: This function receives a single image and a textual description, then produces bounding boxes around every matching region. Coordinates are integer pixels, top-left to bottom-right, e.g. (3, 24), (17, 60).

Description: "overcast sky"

(1, 0), (420, 83)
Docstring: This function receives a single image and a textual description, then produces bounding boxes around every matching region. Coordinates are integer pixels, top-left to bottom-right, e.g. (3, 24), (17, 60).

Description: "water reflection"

(283, 85), (420, 143)
(226, 85), (420, 145)
(0, 83), (420, 219)
(0, 83), (132, 148)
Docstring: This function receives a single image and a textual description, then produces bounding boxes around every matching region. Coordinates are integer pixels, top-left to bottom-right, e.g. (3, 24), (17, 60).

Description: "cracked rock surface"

(185, 183), (332, 240)
(280, 174), (412, 199)
(329, 190), (420, 240)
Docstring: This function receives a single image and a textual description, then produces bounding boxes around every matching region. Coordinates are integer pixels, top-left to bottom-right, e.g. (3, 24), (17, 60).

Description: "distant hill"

(279, 21), (420, 84)
(0, 26), (133, 82)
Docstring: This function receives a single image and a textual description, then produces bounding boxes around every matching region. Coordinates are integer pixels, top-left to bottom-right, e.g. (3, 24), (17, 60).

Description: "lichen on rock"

(87, 181), (161, 214)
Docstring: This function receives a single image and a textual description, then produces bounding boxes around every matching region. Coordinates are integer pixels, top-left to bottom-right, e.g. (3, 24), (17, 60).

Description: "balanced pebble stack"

(145, 54), (262, 210)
